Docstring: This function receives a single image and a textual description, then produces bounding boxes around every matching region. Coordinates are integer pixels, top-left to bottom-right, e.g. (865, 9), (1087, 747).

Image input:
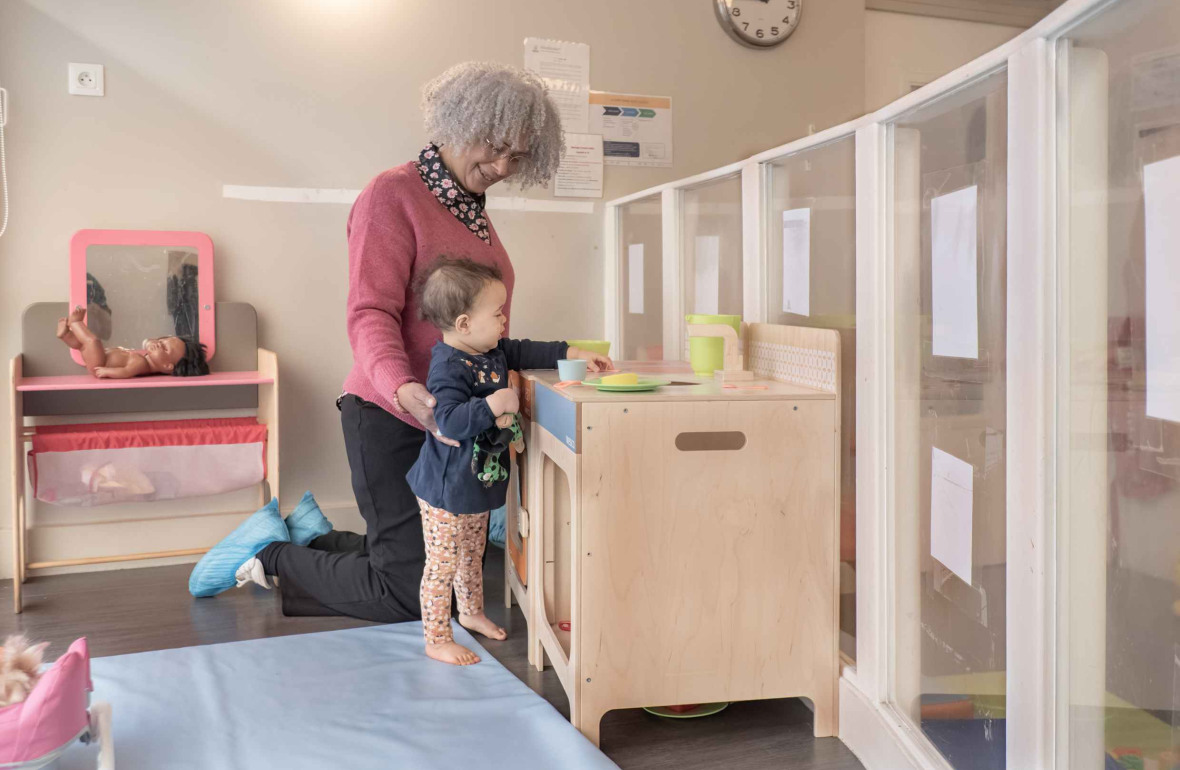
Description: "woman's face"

(440, 139), (529, 195)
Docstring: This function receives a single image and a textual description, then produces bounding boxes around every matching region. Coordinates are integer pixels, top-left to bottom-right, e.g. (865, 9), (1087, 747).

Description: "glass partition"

(681, 173), (744, 359)
(764, 136), (858, 660)
(1056, 1), (1180, 768)
(889, 70), (1009, 769)
(618, 194), (664, 361)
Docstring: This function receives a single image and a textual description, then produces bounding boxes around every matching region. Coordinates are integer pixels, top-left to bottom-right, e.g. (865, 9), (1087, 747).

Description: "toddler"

(406, 257), (610, 665)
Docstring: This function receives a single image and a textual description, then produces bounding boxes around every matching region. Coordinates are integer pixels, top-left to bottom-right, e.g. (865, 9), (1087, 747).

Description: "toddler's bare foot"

(68, 306), (86, 324)
(459, 612), (507, 641)
(426, 641), (480, 666)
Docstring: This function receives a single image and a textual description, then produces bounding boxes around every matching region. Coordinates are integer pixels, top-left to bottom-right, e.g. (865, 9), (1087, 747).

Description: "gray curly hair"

(421, 62), (564, 190)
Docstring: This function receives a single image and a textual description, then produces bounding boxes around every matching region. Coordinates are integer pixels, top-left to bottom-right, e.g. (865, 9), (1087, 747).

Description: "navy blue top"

(407, 338), (568, 514)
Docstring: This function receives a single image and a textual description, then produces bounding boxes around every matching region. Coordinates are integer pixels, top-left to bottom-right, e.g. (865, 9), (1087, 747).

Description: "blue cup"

(557, 359), (588, 382)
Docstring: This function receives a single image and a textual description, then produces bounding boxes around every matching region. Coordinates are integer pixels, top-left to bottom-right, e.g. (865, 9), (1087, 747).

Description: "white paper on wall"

(554, 133), (603, 198)
(523, 38), (590, 133)
(694, 235), (720, 315)
(930, 446), (974, 585)
(782, 208), (811, 316)
(588, 91), (674, 168)
(542, 81), (591, 135)
(1145, 155), (1180, 423)
(931, 185), (980, 359)
(524, 37), (589, 85)
(628, 244), (644, 315)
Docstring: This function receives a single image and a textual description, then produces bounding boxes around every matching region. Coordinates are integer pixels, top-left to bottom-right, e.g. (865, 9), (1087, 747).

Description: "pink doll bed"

(0, 638), (113, 769)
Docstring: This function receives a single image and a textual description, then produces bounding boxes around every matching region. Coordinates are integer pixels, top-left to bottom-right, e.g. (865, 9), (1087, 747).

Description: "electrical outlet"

(68, 63), (104, 96)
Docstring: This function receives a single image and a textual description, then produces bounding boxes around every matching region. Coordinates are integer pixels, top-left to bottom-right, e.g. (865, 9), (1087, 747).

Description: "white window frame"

(601, 3), (1135, 767)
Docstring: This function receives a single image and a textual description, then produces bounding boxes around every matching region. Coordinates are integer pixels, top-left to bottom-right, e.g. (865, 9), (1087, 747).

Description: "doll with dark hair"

(55, 306), (209, 379)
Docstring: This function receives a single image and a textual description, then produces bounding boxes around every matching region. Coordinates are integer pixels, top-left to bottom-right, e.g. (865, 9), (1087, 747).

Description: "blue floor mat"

(60, 623), (616, 770)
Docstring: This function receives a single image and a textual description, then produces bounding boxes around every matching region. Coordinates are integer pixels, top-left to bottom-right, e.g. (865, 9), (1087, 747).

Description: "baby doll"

(55, 306), (209, 379)
(0, 635), (49, 708)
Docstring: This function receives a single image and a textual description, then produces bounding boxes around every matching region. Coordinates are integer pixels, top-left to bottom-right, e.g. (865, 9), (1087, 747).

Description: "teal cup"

(557, 359), (588, 381)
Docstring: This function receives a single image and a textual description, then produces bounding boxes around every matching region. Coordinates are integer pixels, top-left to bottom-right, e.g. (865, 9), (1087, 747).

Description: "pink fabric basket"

(29, 417), (268, 507)
(0, 637), (111, 768)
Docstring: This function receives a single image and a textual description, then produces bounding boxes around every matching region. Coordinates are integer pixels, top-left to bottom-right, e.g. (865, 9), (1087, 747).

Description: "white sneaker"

(234, 557), (274, 589)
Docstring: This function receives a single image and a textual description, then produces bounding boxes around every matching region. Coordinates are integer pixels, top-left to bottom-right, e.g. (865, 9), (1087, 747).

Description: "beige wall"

(0, 0), (866, 578)
(864, 9), (1022, 112)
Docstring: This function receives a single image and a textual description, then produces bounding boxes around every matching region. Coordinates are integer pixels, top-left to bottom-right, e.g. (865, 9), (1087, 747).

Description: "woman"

(189, 62), (603, 621)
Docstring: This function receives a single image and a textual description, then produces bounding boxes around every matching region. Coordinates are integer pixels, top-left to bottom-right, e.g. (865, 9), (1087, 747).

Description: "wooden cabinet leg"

(811, 683), (839, 737)
(257, 349), (279, 508)
(573, 697), (608, 747)
(11, 355), (24, 613)
(503, 559), (513, 609)
(526, 422), (545, 673)
(12, 498), (23, 614)
(523, 585), (540, 668)
(529, 633), (544, 672)
(18, 496), (26, 583)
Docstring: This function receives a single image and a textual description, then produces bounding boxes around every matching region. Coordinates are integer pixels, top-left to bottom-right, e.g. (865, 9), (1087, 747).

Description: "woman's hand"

(567, 346), (614, 373)
(397, 382), (461, 447)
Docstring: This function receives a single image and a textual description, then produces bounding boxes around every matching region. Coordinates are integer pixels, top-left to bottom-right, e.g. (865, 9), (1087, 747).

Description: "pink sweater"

(341, 162), (515, 429)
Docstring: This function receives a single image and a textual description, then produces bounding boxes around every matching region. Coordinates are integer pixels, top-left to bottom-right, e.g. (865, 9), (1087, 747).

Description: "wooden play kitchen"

(508, 323), (842, 745)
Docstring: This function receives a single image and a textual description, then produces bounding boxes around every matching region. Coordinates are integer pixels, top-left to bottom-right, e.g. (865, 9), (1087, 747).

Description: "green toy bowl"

(685, 314), (741, 376)
(566, 339), (611, 356)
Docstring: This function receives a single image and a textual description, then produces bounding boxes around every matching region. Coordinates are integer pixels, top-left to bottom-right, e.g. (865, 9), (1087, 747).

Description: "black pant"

(258, 395), (426, 622)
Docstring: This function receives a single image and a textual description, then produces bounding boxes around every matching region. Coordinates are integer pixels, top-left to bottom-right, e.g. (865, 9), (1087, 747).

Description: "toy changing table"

(516, 324), (842, 745)
(9, 302), (278, 613)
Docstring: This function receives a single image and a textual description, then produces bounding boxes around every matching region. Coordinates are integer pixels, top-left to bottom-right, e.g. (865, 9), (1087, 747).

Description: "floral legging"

(417, 499), (489, 645)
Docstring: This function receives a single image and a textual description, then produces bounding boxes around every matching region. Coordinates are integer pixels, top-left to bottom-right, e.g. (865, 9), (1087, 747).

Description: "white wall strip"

(484, 196), (595, 214)
(222, 185), (361, 204)
(221, 184), (595, 214)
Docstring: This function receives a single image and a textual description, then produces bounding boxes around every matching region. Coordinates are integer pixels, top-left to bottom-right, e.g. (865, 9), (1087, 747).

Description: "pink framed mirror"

(69, 229), (216, 367)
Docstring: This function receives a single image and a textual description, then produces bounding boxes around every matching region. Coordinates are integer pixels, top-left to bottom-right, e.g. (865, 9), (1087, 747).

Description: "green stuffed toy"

(472, 413), (525, 487)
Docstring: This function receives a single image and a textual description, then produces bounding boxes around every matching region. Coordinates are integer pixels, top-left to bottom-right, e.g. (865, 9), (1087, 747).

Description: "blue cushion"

(488, 505), (506, 548)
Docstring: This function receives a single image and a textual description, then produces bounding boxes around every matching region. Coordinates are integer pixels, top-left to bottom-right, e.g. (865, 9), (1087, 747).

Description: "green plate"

(584, 376), (670, 392)
(643, 702), (730, 719)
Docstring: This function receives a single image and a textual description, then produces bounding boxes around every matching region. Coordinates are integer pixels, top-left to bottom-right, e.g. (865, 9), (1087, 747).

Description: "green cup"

(566, 339), (611, 356)
(685, 314), (742, 375)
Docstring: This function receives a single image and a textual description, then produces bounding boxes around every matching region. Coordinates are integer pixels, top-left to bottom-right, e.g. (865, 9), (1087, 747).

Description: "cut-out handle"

(675, 431), (747, 452)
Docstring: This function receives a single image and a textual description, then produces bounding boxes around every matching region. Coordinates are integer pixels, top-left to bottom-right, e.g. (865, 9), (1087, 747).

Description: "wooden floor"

(2, 547), (863, 770)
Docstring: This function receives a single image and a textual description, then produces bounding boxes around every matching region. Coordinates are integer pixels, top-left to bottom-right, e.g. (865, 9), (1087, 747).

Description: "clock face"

(716, 0), (801, 48)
